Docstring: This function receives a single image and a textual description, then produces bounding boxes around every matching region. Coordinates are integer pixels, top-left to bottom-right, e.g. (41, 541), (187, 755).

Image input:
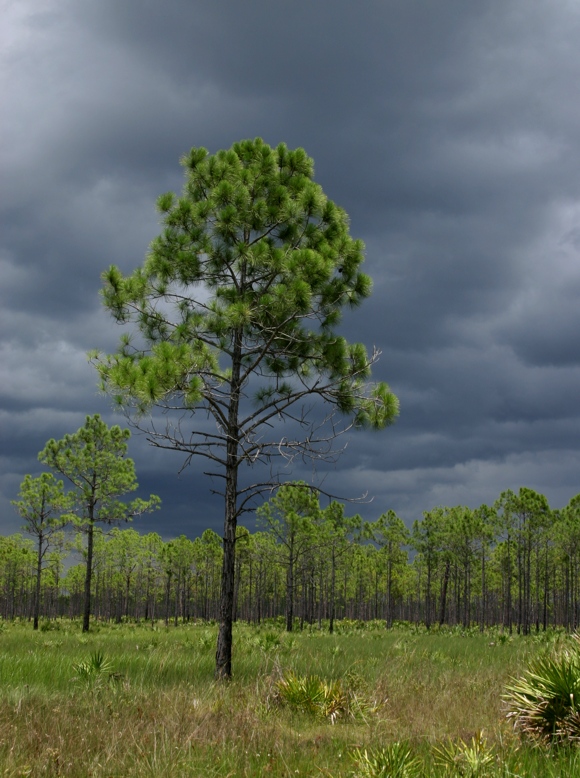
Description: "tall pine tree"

(93, 138), (398, 676)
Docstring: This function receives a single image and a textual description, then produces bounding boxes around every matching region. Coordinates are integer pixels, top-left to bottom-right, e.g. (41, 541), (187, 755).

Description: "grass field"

(0, 619), (577, 776)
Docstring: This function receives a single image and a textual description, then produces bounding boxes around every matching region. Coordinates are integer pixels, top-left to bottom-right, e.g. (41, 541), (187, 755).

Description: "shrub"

(272, 671), (376, 723)
(255, 630), (282, 653)
(432, 731), (496, 776)
(350, 743), (422, 777)
(504, 633), (580, 743)
(73, 650), (116, 689)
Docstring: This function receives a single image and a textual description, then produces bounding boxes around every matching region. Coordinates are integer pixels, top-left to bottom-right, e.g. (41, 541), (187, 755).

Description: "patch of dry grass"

(0, 682), (360, 776)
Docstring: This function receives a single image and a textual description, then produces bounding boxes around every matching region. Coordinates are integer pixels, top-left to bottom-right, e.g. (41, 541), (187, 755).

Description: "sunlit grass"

(0, 619), (576, 775)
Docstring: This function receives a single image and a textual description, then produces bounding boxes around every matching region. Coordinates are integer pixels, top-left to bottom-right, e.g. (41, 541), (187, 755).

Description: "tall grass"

(0, 619), (574, 776)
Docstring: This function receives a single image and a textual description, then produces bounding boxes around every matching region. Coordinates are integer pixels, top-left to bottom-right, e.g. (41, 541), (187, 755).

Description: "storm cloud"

(2, 0), (580, 538)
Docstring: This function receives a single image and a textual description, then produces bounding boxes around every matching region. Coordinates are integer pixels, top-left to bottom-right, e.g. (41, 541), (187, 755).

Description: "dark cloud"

(2, 0), (580, 540)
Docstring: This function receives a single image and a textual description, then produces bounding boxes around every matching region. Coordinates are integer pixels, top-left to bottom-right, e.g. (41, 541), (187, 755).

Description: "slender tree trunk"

(256, 566), (262, 624)
(82, 516), (95, 633)
(386, 557), (393, 629)
(506, 534), (512, 634)
(215, 328), (242, 679)
(125, 574), (131, 620)
(480, 545), (486, 632)
(463, 561), (469, 628)
(535, 543), (540, 633)
(565, 559), (570, 630)
(439, 559), (450, 626)
(144, 576), (150, 621)
(425, 554), (432, 629)
(53, 561), (61, 620)
(248, 558), (253, 623)
(233, 556), (241, 623)
(329, 548), (336, 634)
(164, 571), (172, 626)
(34, 534), (43, 630)
(572, 559), (578, 631)
(524, 531), (531, 635)
(174, 573), (180, 627)
(517, 531), (524, 634)
(286, 539), (295, 632)
(543, 541), (549, 631)
(299, 569), (306, 631)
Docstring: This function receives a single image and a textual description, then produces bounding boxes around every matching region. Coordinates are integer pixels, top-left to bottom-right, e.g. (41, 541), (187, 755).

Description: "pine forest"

(6, 483), (580, 635)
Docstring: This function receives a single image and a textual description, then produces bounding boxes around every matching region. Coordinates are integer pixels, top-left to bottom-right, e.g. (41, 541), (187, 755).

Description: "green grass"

(0, 619), (575, 776)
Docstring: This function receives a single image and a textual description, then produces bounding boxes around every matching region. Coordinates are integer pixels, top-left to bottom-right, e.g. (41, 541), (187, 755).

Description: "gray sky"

(2, 0), (580, 539)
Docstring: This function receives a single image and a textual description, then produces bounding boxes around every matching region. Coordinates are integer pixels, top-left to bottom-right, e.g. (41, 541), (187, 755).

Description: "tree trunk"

(82, 517), (94, 633)
(233, 556), (241, 623)
(34, 534), (43, 630)
(506, 534), (513, 634)
(425, 554), (432, 630)
(215, 469), (237, 676)
(480, 545), (486, 632)
(439, 559), (450, 626)
(286, 536), (295, 632)
(386, 554), (392, 629)
(164, 571), (172, 627)
(329, 548), (336, 634)
(215, 327), (242, 679)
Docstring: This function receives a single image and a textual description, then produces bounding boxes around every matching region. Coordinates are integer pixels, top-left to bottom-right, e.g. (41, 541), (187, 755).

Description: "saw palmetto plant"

(504, 634), (580, 743)
(349, 743), (422, 778)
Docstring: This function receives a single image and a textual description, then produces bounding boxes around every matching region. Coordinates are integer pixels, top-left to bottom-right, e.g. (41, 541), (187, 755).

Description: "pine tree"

(12, 473), (72, 629)
(93, 138), (398, 676)
(39, 415), (160, 632)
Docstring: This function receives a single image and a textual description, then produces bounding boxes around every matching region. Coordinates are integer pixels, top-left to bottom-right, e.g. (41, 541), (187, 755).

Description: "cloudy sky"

(2, 0), (580, 539)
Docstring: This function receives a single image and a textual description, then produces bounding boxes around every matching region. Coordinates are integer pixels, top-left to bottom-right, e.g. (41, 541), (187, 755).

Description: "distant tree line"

(7, 479), (580, 633)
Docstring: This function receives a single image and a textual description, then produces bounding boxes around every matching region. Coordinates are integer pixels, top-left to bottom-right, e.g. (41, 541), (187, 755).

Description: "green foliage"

(504, 634), (580, 742)
(39, 619), (62, 632)
(255, 630), (282, 653)
(350, 743), (422, 778)
(39, 414), (160, 527)
(95, 138), (398, 435)
(72, 650), (116, 688)
(256, 482), (320, 547)
(12, 473), (72, 533)
(432, 731), (496, 776)
(273, 671), (375, 723)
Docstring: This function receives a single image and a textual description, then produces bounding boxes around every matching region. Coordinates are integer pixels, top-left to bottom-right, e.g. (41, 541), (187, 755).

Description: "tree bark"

(82, 516), (94, 633)
(329, 548), (336, 634)
(34, 533), (43, 630)
(286, 540), (295, 633)
(215, 328), (242, 678)
(439, 559), (450, 626)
